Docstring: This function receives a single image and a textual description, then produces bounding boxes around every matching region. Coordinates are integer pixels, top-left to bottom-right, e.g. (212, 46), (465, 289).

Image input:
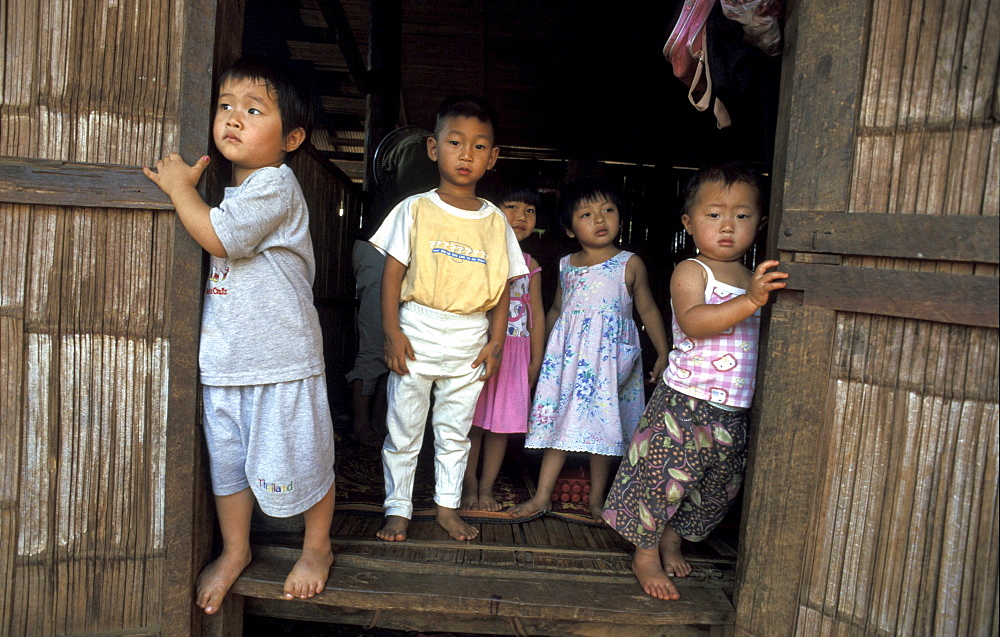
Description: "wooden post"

(363, 0), (403, 192)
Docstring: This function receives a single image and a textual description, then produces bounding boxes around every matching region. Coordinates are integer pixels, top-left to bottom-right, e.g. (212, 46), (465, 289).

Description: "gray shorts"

(203, 374), (336, 517)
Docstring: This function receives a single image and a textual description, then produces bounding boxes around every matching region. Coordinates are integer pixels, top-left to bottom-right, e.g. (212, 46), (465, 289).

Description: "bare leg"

(659, 524), (692, 578)
(376, 515), (409, 542)
(477, 431), (508, 512)
(462, 427), (484, 509)
(196, 489), (254, 615)
(508, 448), (566, 518)
(587, 454), (613, 521)
(436, 505), (479, 540)
(631, 545), (681, 601)
(283, 482), (336, 600)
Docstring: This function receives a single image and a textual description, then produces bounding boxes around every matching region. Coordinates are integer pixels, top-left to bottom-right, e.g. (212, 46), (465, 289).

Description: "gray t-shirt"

(200, 164), (324, 386)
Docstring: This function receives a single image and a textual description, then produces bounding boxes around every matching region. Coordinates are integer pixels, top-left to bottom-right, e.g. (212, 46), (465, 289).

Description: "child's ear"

(486, 145), (500, 170)
(426, 135), (438, 162)
(283, 128), (306, 153)
(564, 226), (575, 239)
(680, 213), (693, 234)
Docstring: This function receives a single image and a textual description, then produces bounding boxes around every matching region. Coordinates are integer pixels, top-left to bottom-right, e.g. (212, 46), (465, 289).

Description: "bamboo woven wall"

(1, 0), (197, 634)
(796, 0), (999, 633)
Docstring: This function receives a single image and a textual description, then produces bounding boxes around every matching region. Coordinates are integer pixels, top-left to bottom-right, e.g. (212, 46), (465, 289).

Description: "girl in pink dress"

(462, 184), (545, 511)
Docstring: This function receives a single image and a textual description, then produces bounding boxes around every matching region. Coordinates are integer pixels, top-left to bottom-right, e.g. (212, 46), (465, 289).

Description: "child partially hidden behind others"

(144, 56), (336, 614)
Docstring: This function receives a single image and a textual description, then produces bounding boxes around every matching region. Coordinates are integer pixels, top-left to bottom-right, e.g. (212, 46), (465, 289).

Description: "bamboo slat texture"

(0, 0), (188, 634)
(796, 0), (1000, 633)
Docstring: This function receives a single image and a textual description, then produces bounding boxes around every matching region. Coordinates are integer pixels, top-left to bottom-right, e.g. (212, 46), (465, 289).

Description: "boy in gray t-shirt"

(144, 56), (335, 615)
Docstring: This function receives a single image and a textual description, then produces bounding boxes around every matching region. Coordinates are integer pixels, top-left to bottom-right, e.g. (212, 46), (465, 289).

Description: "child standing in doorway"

(143, 56), (336, 614)
(602, 162), (787, 601)
(509, 177), (669, 522)
(462, 182), (546, 511)
(369, 96), (528, 542)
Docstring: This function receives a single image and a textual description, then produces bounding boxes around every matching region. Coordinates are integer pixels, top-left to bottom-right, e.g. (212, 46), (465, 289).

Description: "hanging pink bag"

(663, 0), (731, 128)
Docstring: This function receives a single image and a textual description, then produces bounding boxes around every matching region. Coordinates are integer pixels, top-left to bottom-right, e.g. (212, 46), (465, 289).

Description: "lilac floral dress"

(525, 251), (644, 456)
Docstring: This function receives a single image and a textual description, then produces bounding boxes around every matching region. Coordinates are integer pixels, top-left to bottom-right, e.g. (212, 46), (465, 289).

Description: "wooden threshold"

(235, 543), (734, 636)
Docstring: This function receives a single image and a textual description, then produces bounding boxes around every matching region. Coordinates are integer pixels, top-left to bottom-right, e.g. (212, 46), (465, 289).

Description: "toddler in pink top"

(603, 162), (788, 602)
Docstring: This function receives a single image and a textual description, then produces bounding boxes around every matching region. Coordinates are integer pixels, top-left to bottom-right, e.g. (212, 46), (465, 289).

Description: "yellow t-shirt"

(370, 191), (528, 314)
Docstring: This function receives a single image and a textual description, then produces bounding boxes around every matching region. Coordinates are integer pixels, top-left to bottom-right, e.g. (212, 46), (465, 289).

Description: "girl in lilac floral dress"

(508, 178), (668, 522)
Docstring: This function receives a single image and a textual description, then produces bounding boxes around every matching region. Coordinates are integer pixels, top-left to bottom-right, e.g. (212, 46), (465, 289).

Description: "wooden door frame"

(162, 1), (222, 634)
(732, 0), (872, 633)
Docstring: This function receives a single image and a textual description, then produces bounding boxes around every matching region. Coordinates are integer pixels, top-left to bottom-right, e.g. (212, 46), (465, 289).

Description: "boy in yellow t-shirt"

(369, 96), (528, 542)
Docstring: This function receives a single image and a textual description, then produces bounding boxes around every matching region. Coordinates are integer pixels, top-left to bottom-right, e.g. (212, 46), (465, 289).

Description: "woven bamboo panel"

(0, 0), (187, 634)
(796, 0), (1000, 632)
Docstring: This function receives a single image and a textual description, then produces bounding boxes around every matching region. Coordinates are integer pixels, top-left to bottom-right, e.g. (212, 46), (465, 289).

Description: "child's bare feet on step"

(478, 488), (501, 513)
(437, 506), (479, 540)
(632, 546), (681, 600)
(196, 548), (252, 614)
(376, 515), (409, 542)
(507, 495), (551, 519)
(460, 485), (480, 510)
(659, 526), (692, 578)
(589, 501), (609, 524)
(283, 545), (334, 600)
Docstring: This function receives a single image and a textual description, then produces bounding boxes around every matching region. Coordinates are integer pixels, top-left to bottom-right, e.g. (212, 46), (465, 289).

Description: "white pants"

(382, 302), (488, 517)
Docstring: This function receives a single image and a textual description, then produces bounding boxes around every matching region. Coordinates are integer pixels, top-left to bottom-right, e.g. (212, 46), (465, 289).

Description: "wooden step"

(226, 544), (735, 636)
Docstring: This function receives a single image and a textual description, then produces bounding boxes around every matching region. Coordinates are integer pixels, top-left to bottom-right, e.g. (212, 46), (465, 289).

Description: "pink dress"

(472, 254), (540, 433)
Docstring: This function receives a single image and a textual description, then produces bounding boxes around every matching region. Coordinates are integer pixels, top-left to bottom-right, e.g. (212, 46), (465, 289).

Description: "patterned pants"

(602, 382), (749, 548)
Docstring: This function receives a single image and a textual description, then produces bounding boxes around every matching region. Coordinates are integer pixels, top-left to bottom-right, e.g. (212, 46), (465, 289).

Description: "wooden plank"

(0, 157), (173, 209)
(162, 0), (220, 635)
(734, 303), (838, 635)
(233, 546), (735, 626)
(781, 263), (999, 327)
(778, 210), (1000, 264)
(243, 598), (723, 637)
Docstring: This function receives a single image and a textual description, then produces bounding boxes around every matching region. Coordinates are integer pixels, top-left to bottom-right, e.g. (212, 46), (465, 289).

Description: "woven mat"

(334, 435), (602, 526)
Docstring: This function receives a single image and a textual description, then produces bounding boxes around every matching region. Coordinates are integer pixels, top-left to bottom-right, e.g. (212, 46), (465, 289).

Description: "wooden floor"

(215, 512), (738, 636)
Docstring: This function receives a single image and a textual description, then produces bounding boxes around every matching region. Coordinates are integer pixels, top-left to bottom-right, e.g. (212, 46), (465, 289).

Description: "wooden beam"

(233, 546), (735, 627)
(363, 0), (403, 191)
(779, 210), (1000, 264)
(0, 157), (173, 209)
(780, 263), (999, 327)
(318, 0), (369, 95)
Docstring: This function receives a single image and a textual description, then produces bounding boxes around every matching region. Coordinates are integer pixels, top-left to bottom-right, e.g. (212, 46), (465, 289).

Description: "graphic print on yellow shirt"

(401, 197), (512, 314)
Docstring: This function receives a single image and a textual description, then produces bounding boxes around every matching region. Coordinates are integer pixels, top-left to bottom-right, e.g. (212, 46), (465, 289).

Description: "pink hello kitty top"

(663, 259), (761, 409)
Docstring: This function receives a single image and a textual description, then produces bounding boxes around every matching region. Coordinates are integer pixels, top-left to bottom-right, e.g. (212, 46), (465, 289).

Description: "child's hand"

(745, 260), (789, 308)
(383, 330), (415, 375)
(648, 354), (667, 384)
(473, 340), (503, 382)
(143, 153), (210, 198)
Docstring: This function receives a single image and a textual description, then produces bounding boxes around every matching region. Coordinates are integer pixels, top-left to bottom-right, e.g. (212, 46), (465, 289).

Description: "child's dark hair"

(219, 55), (314, 142)
(434, 95), (498, 141)
(682, 161), (766, 216)
(558, 177), (623, 230)
(489, 180), (541, 209)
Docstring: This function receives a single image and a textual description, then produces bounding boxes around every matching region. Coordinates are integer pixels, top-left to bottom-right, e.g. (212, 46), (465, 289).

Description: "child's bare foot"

(659, 526), (692, 578)
(196, 548), (252, 614)
(436, 506), (479, 540)
(478, 489), (501, 512)
(632, 546), (681, 600)
(376, 515), (409, 542)
(283, 545), (334, 600)
(460, 488), (480, 510)
(508, 495), (551, 519)
(589, 501), (609, 523)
